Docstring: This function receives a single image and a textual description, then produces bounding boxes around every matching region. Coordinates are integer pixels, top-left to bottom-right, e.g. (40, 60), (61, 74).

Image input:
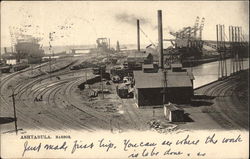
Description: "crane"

(199, 17), (205, 40)
(9, 26), (17, 51)
(193, 16), (200, 38)
(170, 16), (205, 40)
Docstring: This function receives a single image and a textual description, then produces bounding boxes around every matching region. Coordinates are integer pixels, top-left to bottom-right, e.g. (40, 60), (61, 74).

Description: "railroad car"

(13, 63), (29, 72)
(0, 66), (11, 73)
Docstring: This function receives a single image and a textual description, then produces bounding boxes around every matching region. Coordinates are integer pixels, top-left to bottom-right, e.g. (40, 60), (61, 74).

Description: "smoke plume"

(115, 12), (152, 27)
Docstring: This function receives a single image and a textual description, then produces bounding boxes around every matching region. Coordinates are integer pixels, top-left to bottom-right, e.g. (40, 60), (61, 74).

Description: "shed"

(164, 104), (184, 122)
(142, 64), (157, 73)
(127, 52), (153, 64)
(88, 89), (98, 98)
(170, 63), (183, 72)
(127, 52), (153, 70)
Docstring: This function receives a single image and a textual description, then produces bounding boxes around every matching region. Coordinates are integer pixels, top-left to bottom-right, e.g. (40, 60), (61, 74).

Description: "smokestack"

(4, 47), (7, 54)
(116, 41), (120, 52)
(158, 10), (163, 69)
(108, 38), (110, 50)
(137, 19), (140, 51)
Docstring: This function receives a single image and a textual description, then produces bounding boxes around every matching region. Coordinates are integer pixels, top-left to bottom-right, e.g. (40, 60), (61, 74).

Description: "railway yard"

(0, 53), (248, 134)
(0, 7), (249, 135)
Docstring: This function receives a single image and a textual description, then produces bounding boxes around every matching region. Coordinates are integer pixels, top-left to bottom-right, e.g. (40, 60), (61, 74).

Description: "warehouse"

(126, 52), (153, 70)
(133, 65), (194, 107)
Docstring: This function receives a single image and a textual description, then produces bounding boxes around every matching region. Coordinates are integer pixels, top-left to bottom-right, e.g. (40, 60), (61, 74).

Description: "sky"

(1, 1), (249, 47)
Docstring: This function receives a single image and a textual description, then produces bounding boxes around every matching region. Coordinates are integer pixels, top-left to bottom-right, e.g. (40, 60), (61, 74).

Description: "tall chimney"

(108, 38), (110, 50)
(4, 47), (7, 54)
(137, 19), (140, 51)
(158, 10), (163, 69)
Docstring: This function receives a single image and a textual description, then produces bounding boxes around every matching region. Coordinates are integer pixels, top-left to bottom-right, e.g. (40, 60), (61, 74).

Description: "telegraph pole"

(49, 32), (55, 79)
(163, 70), (167, 105)
(216, 24), (221, 79)
(100, 67), (104, 99)
(85, 70), (88, 83)
(157, 10), (167, 106)
(9, 89), (18, 135)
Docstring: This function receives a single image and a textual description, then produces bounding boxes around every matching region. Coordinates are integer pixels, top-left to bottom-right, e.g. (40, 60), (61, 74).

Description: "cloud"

(114, 12), (153, 27)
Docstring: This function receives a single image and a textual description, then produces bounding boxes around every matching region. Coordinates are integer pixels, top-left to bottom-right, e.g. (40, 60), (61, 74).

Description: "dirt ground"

(179, 70), (249, 130)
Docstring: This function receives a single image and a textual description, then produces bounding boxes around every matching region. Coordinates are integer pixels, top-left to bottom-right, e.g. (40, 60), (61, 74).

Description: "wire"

(139, 27), (157, 48)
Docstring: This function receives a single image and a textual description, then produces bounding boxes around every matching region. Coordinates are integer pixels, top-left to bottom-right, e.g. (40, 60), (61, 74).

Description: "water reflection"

(191, 58), (249, 88)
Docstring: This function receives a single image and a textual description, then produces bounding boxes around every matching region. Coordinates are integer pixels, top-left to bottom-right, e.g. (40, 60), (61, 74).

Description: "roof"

(185, 68), (195, 80)
(133, 70), (193, 89)
(142, 64), (154, 69)
(171, 63), (182, 68)
(117, 83), (129, 89)
(164, 103), (184, 111)
(128, 52), (151, 58)
(134, 71), (162, 88)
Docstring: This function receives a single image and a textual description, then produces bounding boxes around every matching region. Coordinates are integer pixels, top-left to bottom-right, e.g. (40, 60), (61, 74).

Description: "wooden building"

(133, 64), (194, 107)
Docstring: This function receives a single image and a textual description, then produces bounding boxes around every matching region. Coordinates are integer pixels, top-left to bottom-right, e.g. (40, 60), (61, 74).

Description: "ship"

(15, 35), (45, 64)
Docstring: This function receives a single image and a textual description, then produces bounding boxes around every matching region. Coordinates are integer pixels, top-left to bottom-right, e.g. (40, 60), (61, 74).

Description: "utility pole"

(220, 25), (224, 78)
(49, 36), (52, 80)
(31, 64), (34, 75)
(232, 26), (235, 74)
(229, 26), (232, 75)
(240, 27), (244, 70)
(49, 32), (55, 79)
(100, 67), (104, 99)
(216, 24), (220, 79)
(85, 70), (88, 83)
(224, 25), (227, 77)
(163, 70), (167, 105)
(9, 89), (18, 135)
(234, 26), (238, 72)
(157, 10), (167, 106)
(49, 54), (52, 79)
(237, 27), (241, 71)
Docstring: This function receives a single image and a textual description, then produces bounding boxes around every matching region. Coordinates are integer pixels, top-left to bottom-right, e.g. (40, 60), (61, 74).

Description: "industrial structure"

(164, 16), (205, 66)
(133, 10), (194, 107)
(216, 24), (249, 79)
(15, 36), (44, 63)
(96, 37), (111, 52)
(1, 34), (44, 64)
(126, 52), (153, 70)
(133, 63), (194, 107)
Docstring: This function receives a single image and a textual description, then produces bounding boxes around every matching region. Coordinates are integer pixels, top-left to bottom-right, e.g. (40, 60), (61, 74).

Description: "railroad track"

(0, 60), (82, 132)
(196, 73), (248, 130)
(61, 75), (116, 130)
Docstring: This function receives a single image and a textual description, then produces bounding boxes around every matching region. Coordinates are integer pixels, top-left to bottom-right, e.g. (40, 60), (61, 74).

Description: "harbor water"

(191, 58), (249, 89)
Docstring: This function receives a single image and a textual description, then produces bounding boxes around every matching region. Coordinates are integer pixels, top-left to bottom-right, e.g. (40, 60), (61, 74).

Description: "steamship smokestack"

(158, 10), (163, 69)
(137, 19), (140, 51)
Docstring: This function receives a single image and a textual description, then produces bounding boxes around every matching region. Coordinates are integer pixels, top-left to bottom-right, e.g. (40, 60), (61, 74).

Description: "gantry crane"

(170, 16), (205, 40)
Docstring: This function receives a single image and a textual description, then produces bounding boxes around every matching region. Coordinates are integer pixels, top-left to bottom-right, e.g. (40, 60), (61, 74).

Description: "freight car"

(116, 83), (133, 98)
(92, 65), (106, 75)
(70, 61), (96, 70)
(0, 66), (11, 73)
(13, 63), (29, 72)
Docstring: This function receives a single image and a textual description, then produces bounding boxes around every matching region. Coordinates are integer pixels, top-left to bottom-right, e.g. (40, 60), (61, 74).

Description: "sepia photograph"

(0, 1), (249, 158)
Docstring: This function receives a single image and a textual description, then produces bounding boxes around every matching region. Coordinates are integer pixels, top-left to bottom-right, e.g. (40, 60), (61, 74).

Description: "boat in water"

(15, 35), (45, 64)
